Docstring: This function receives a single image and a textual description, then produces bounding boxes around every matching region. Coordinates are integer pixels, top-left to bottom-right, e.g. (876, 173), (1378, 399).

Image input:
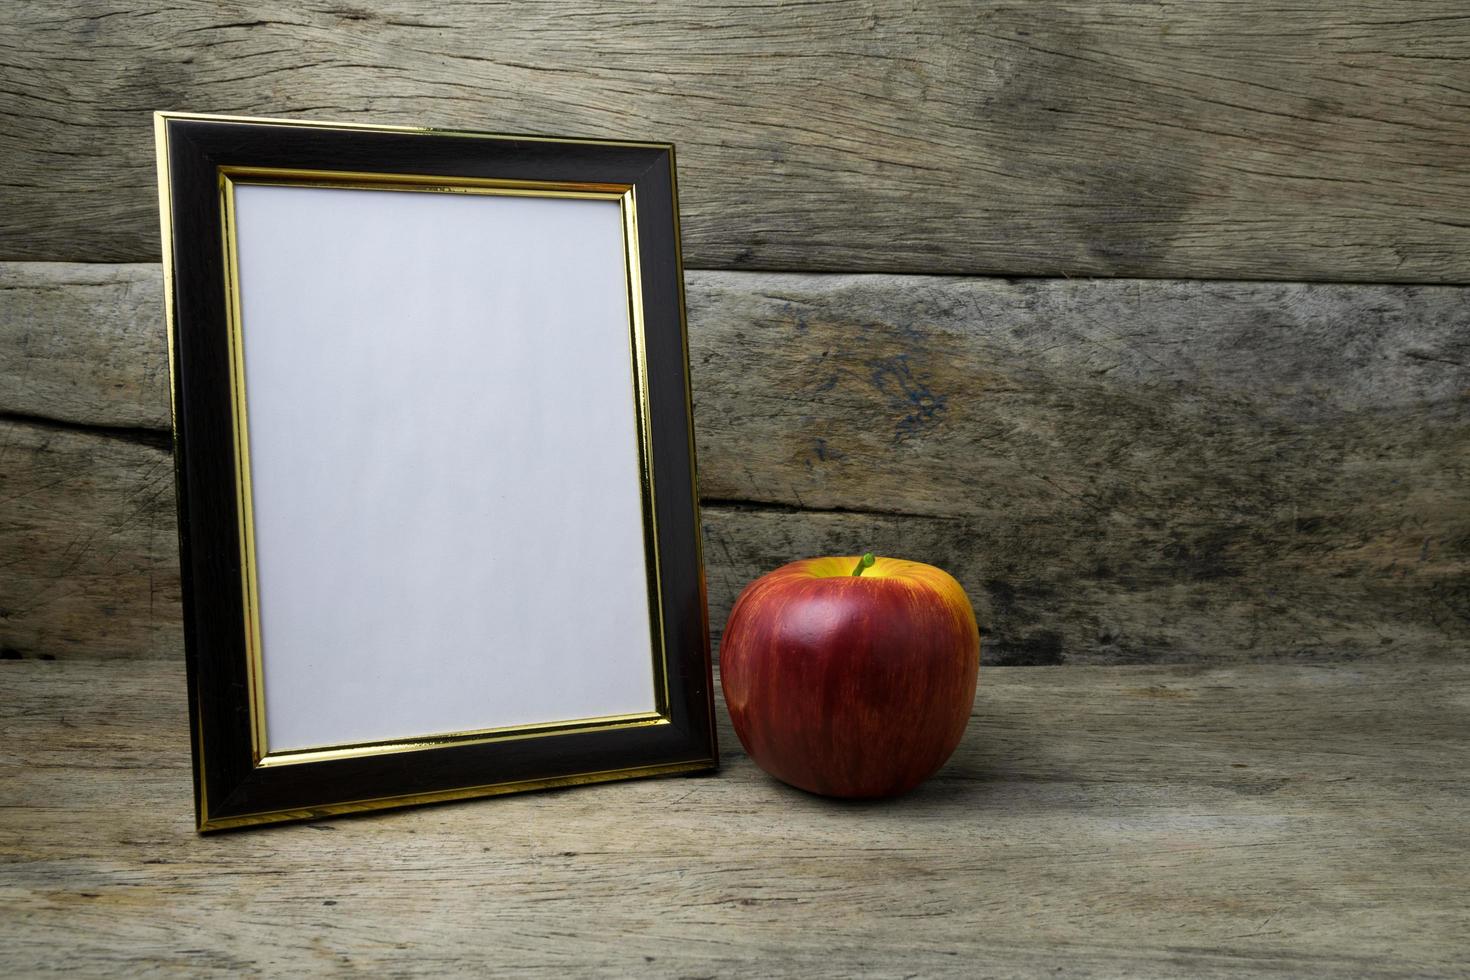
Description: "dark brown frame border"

(155, 112), (717, 831)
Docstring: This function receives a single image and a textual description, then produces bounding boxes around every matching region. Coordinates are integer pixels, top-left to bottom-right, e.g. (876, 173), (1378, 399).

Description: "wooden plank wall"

(2, 2), (1467, 665)
(5, 1), (1470, 280)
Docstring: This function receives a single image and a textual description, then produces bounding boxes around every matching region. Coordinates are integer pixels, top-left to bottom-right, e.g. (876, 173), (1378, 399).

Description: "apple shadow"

(745, 696), (1047, 816)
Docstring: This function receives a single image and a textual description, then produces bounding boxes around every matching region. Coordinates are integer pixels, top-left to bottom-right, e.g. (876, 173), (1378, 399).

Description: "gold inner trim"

(215, 165), (673, 771)
(256, 712), (670, 768)
(219, 164), (633, 198)
(618, 186), (674, 716)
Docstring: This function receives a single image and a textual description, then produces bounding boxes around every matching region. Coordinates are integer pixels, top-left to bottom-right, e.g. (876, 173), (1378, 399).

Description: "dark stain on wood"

(993, 629), (1067, 667)
(866, 353), (949, 444)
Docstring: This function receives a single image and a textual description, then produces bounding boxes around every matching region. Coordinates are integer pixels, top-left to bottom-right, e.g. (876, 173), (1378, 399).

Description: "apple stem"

(851, 552), (877, 577)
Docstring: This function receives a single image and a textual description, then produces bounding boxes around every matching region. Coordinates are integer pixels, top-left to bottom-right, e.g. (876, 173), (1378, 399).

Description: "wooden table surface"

(2, 659), (1466, 977)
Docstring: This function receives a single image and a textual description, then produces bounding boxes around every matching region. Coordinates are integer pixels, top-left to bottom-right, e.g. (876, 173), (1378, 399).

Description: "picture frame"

(153, 112), (718, 832)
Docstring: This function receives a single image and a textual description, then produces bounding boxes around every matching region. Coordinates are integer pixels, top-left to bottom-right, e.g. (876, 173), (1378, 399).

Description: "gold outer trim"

(154, 113), (213, 826)
(216, 166), (671, 768)
(199, 758), (713, 833)
(665, 146), (720, 757)
(154, 109), (674, 152)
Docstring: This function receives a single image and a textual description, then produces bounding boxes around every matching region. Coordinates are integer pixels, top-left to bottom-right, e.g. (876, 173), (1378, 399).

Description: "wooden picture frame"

(154, 112), (717, 832)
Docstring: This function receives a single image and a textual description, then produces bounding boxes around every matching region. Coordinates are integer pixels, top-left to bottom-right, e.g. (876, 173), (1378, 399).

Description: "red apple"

(720, 554), (980, 798)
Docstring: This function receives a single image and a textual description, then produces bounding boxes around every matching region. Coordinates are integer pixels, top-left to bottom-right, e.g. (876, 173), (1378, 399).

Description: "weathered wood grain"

(1, 659), (1466, 976)
(0, 263), (167, 430)
(3, 263), (1464, 663)
(693, 272), (1470, 663)
(3, 2), (1469, 281)
(0, 419), (178, 660)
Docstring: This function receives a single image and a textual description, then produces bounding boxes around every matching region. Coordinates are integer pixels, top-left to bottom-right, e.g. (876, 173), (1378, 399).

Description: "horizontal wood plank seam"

(0, 410), (961, 526)
(699, 497), (962, 523)
(0, 409), (172, 451)
(7, 258), (1470, 288)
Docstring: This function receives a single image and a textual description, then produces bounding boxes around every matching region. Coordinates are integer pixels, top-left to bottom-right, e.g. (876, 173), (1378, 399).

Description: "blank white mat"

(231, 183), (658, 753)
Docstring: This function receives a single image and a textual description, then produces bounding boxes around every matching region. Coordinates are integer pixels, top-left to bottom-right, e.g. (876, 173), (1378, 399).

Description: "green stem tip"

(851, 552), (877, 577)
